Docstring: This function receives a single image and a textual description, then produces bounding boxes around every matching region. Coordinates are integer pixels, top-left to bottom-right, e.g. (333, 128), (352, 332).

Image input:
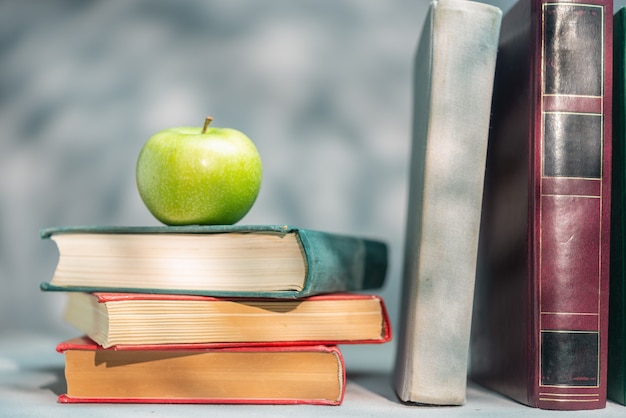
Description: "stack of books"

(40, 224), (391, 405)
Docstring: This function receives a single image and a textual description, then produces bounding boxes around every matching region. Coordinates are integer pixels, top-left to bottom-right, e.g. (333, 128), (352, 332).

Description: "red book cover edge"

(80, 292), (392, 348)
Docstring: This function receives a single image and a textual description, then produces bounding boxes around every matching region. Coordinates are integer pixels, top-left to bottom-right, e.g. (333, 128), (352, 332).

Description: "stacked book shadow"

(41, 225), (390, 405)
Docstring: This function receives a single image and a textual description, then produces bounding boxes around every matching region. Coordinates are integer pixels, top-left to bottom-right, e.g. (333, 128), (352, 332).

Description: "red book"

(56, 337), (345, 405)
(470, 0), (612, 410)
(61, 292), (391, 349)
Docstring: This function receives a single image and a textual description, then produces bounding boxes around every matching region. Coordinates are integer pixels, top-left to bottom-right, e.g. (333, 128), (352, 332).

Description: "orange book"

(57, 337), (345, 405)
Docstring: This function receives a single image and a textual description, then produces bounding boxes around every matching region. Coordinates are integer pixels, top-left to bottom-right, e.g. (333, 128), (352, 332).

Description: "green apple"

(136, 117), (262, 225)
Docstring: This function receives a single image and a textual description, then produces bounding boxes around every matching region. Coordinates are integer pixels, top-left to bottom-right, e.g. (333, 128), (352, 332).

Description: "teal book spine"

(609, 6), (626, 407)
(40, 224), (387, 299)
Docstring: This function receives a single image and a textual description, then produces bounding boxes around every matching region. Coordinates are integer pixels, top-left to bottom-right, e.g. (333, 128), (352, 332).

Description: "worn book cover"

(393, 0), (501, 406)
(56, 337), (345, 405)
(470, 0), (612, 410)
(40, 224), (387, 298)
(61, 292), (391, 348)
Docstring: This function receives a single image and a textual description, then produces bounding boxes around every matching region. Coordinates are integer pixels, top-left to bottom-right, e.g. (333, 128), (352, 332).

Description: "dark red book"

(56, 337), (345, 405)
(470, 0), (612, 410)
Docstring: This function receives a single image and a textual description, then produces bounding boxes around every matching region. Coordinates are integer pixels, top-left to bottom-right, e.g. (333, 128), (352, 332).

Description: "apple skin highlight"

(136, 118), (262, 226)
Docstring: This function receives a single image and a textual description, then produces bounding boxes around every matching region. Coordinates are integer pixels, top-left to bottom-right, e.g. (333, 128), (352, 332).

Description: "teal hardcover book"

(609, 6), (626, 407)
(40, 225), (387, 298)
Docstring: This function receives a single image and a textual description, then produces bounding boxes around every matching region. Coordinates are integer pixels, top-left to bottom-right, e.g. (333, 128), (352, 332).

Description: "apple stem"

(202, 116), (213, 134)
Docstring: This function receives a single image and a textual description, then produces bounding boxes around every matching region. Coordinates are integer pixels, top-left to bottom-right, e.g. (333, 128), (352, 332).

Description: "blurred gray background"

(6, 0), (621, 367)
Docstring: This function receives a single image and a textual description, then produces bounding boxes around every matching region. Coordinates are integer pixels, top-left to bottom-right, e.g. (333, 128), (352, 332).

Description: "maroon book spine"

(470, 0), (612, 410)
(533, 0), (612, 409)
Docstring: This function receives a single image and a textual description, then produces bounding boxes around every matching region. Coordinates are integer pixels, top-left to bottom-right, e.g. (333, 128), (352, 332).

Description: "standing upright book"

(40, 224), (387, 298)
(470, 0), (612, 410)
(56, 337), (345, 405)
(393, 0), (501, 406)
(609, 6), (626, 407)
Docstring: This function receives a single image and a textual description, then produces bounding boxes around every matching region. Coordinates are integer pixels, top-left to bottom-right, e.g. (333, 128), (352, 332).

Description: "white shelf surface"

(1, 332), (624, 417)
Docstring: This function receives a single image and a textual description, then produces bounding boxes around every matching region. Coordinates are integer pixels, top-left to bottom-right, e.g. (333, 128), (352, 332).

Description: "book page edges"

(41, 225), (387, 298)
(56, 340), (345, 405)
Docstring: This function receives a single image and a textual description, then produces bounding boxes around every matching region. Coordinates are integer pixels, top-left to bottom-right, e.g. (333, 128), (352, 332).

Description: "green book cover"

(610, 6), (626, 407)
(40, 224), (387, 299)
